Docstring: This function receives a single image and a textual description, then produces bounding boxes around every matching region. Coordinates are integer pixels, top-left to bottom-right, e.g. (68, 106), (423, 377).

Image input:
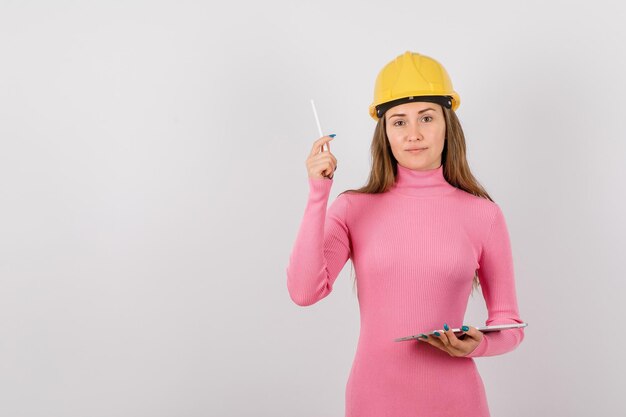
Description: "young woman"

(286, 51), (525, 417)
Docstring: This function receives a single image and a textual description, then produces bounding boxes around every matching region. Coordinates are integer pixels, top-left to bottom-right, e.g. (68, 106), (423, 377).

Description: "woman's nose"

(408, 122), (423, 140)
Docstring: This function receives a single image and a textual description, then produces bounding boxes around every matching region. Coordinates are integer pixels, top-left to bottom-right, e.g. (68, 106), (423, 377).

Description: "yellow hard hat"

(369, 51), (460, 120)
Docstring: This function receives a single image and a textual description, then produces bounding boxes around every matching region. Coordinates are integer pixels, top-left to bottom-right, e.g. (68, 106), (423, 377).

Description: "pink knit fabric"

(286, 163), (525, 417)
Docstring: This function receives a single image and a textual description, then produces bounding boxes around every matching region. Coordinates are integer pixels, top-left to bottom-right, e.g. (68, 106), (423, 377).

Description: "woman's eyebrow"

(388, 108), (436, 119)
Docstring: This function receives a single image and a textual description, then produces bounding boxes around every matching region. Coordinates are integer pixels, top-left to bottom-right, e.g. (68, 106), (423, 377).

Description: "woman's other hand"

(418, 324), (484, 357)
(306, 135), (337, 179)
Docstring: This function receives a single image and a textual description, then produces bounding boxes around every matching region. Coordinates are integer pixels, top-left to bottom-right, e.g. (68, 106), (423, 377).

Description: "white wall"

(1, 1), (624, 416)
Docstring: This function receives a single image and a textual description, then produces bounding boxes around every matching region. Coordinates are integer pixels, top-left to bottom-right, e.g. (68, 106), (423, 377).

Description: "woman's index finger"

(309, 135), (334, 156)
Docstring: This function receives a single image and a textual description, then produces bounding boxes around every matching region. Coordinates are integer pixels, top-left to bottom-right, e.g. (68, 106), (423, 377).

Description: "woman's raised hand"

(306, 135), (337, 180)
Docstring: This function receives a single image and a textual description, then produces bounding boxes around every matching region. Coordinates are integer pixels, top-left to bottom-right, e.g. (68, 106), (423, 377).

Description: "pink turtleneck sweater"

(286, 163), (525, 417)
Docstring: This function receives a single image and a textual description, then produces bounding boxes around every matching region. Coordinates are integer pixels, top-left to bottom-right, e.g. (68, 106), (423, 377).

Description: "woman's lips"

(407, 148), (427, 153)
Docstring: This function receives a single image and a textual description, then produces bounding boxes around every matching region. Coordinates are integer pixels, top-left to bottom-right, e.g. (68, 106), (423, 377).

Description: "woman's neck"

(389, 163), (457, 197)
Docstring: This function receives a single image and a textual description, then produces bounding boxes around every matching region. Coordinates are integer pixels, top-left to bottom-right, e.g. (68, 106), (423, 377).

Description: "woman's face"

(385, 101), (446, 170)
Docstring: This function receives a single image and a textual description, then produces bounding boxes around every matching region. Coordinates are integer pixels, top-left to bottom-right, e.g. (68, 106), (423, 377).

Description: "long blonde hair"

(339, 106), (494, 298)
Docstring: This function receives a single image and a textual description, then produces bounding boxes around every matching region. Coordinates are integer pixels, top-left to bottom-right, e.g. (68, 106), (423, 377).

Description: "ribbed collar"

(389, 163), (457, 197)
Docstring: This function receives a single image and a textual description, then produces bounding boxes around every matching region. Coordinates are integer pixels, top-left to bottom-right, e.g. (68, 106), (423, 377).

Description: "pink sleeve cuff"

(463, 334), (489, 358)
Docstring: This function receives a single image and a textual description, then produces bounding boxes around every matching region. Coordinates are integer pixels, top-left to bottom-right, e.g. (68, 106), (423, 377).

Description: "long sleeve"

(463, 204), (526, 358)
(286, 177), (351, 306)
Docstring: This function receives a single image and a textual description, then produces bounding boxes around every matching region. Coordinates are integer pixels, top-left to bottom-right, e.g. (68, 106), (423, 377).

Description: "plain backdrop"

(1, 1), (625, 416)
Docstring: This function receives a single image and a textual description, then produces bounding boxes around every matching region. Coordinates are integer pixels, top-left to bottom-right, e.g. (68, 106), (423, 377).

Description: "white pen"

(310, 99), (328, 152)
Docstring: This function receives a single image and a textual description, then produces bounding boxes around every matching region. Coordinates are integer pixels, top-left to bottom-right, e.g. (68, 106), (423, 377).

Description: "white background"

(1, 1), (624, 416)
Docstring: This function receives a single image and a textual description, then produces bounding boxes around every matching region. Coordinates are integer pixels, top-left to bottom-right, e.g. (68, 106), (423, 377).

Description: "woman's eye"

(393, 116), (432, 126)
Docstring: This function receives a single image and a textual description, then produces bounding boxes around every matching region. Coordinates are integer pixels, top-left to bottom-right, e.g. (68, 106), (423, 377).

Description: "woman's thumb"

(322, 134), (336, 153)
